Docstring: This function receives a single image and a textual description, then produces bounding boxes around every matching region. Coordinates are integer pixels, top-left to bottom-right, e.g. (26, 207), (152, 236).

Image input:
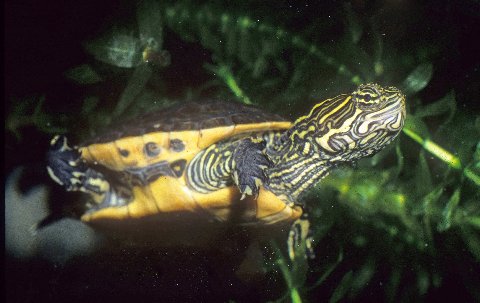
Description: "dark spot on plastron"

(170, 159), (186, 177)
(170, 139), (185, 152)
(144, 142), (161, 157)
(124, 160), (172, 186)
(118, 148), (129, 157)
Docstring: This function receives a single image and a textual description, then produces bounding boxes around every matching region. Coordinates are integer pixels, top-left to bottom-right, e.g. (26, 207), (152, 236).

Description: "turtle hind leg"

(46, 135), (111, 204)
(232, 138), (272, 199)
(287, 212), (315, 260)
(47, 135), (87, 191)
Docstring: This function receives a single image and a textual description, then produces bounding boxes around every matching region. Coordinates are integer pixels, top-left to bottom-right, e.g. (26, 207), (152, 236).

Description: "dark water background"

(5, 1), (480, 302)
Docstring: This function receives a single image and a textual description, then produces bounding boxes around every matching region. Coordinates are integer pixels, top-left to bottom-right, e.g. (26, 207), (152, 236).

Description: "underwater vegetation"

(5, 0), (479, 302)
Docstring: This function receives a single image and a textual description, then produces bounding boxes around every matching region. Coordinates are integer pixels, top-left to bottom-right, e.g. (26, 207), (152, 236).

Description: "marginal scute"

(83, 101), (288, 145)
(198, 126), (235, 149)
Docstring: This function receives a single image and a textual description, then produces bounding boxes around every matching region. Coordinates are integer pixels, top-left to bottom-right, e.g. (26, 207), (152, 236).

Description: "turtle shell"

(80, 101), (291, 171)
(77, 101), (301, 224)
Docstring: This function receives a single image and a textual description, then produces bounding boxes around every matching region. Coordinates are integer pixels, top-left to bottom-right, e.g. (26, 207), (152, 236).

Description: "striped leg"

(187, 136), (273, 199)
(287, 212), (315, 260)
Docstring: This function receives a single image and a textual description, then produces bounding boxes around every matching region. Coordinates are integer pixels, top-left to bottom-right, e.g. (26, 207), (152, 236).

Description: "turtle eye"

(353, 83), (383, 108)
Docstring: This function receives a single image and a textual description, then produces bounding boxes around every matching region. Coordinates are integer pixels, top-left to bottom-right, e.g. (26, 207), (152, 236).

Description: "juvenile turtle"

(47, 83), (406, 257)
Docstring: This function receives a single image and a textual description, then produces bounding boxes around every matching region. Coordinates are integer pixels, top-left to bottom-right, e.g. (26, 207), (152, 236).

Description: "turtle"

(47, 83), (406, 258)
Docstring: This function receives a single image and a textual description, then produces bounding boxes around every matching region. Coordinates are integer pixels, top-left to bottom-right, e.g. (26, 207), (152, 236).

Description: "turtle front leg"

(232, 138), (272, 200)
(186, 137), (272, 199)
(46, 135), (111, 205)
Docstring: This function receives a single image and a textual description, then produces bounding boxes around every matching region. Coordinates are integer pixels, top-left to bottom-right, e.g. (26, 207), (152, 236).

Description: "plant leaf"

(81, 96), (100, 115)
(417, 269), (430, 295)
(137, 0), (163, 45)
(344, 3), (363, 44)
(351, 259), (375, 296)
(460, 226), (480, 261)
(308, 249), (343, 290)
(65, 64), (103, 84)
(84, 29), (143, 68)
(329, 270), (353, 303)
(113, 64), (152, 117)
(401, 63), (433, 96)
(415, 153), (433, 196)
(414, 90), (456, 123)
(437, 188), (461, 232)
(404, 116), (431, 140)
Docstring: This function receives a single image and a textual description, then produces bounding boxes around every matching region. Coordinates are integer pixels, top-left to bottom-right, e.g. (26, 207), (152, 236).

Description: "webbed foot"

(47, 135), (88, 191)
(47, 135), (111, 204)
(232, 139), (271, 199)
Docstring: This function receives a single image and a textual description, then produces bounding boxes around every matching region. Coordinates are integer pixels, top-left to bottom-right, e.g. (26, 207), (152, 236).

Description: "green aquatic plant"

(5, 96), (67, 140)
(6, 1), (479, 302)
(150, 2), (478, 301)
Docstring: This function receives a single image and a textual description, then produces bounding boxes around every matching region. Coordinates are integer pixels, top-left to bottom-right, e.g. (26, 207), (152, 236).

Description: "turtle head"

(289, 83), (406, 162)
(327, 83), (406, 161)
(266, 83), (406, 201)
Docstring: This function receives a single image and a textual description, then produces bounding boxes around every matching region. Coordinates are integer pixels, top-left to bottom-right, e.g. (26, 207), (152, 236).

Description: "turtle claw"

(232, 139), (271, 199)
(238, 183), (256, 200)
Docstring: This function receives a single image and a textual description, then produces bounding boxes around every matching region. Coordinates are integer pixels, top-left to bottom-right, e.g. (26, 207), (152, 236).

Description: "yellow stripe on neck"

(319, 96), (352, 124)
